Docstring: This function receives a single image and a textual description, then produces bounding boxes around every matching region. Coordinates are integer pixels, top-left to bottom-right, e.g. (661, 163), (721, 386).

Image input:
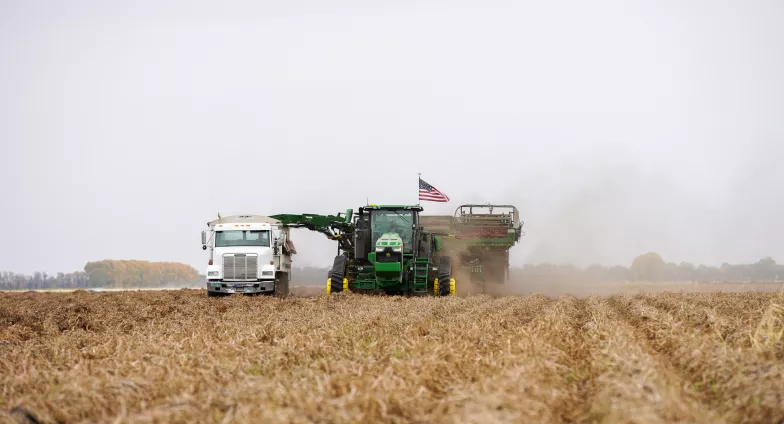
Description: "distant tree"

(585, 264), (608, 282)
(605, 266), (630, 282)
(84, 260), (199, 288)
(753, 257), (776, 281)
(84, 262), (112, 287)
(631, 252), (666, 282)
(677, 262), (695, 281)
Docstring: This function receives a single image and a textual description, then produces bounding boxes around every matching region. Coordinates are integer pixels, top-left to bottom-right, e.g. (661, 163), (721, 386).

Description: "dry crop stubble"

(608, 293), (784, 423)
(0, 290), (783, 424)
(582, 296), (719, 423)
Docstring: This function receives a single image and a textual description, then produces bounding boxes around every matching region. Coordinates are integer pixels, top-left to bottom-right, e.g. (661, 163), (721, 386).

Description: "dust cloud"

(501, 156), (783, 271)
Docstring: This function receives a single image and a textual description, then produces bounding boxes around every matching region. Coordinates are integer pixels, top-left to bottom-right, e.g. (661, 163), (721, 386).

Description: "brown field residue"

(1, 290), (783, 423)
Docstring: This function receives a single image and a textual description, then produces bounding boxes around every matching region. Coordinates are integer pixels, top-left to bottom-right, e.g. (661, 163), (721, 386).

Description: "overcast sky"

(1, 0), (782, 275)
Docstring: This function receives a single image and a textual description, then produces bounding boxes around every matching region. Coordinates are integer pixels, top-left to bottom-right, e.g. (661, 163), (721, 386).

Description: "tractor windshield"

(371, 210), (413, 248)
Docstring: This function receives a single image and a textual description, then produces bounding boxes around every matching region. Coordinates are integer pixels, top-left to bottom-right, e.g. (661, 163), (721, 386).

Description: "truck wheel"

(327, 255), (347, 295)
(207, 290), (223, 298)
(275, 272), (290, 297)
(438, 257), (454, 296)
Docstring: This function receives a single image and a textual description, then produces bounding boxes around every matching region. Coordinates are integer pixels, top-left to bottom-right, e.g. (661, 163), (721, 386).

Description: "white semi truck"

(201, 214), (296, 297)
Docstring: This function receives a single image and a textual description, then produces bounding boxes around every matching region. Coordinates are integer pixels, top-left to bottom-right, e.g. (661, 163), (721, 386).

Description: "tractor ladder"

(413, 258), (430, 294)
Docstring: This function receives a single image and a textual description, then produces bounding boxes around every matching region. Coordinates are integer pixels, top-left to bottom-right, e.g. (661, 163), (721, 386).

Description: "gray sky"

(1, 0), (782, 275)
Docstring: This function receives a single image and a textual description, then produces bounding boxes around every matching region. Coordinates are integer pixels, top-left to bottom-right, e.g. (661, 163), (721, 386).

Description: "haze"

(1, 0), (782, 275)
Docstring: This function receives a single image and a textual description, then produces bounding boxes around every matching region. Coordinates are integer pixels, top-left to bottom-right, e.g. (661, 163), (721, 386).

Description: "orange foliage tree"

(84, 260), (200, 288)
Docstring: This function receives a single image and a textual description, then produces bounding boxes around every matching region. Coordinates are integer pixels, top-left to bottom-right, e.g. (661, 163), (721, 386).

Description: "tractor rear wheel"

(327, 255), (348, 295)
(438, 256), (454, 296)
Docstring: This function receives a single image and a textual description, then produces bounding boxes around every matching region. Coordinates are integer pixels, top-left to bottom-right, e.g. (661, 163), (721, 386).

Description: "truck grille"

(223, 254), (258, 280)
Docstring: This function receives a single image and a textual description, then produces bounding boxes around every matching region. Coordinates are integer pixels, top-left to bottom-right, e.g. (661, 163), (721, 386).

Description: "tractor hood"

(375, 232), (403, 252)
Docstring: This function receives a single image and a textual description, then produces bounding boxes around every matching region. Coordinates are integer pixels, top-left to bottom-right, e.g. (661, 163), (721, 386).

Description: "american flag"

(419, 177), (450, 202)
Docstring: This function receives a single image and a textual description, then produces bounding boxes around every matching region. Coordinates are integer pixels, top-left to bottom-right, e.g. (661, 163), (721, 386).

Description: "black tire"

(329, 255), (348, 295)
(438, 256), (452, 296)
(207, 290), (223, 298)
(275, 272), (290, 297)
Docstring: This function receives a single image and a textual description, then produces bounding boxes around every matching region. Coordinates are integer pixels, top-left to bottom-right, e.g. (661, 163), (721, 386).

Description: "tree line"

(83, 260), (201, 288)
(510, 254), (784, 284)
(3, 254), (783, 290)
(0, 260), (202, 290)
(0, 271), (90, 290)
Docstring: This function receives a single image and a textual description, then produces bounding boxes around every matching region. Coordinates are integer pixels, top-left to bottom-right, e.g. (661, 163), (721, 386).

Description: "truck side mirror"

(201, 231), (207, 245)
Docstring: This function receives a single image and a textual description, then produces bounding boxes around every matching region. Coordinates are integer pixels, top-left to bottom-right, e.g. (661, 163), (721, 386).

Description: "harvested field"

(1, 290), (783, 423)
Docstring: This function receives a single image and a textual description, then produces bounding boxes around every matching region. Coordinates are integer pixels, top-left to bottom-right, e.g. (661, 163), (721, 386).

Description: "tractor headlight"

(393, 247), (402, 252)
(208, 271), (219, 277)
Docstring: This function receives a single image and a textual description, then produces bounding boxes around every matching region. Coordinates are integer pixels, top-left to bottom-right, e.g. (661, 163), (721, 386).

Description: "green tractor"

(271, 203), (523, 296)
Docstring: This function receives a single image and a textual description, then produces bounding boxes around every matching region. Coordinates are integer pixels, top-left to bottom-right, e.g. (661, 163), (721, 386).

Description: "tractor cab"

(354, 205), (422, 261)
(350, 205), (423, 289)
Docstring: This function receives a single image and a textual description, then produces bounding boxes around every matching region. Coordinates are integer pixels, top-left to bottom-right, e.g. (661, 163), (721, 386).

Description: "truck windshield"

(371, 210), (413, 246)
(215, 230), (270, 247)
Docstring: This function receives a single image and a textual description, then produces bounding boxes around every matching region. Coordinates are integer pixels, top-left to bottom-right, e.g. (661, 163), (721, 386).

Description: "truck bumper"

(207, 280), (275, 295)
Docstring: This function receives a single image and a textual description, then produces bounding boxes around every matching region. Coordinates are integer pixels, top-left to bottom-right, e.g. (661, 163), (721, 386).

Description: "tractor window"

(215, 230), (270, 247)
(371, 210), (413, 247)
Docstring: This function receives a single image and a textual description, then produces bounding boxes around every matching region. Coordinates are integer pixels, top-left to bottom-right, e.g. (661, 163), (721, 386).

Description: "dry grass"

(1, 290), (783, 423)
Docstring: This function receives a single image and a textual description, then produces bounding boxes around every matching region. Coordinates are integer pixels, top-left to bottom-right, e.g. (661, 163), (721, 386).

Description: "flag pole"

(417, 172), (421, 206)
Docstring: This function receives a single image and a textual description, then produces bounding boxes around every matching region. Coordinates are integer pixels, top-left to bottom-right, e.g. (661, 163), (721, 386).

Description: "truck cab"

(201, 215), (295, 297)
